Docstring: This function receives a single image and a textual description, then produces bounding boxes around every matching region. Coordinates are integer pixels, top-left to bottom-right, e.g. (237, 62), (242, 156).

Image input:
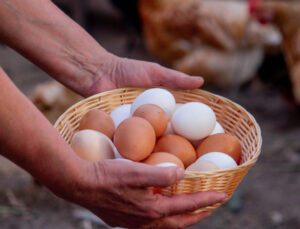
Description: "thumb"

(152, 65), (204, 90)
(120, 161), (185, 188)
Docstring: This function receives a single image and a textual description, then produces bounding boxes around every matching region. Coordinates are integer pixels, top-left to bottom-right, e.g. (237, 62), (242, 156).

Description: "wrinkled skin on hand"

(62, 160), (227, 229)
(86, 55), (205, 97)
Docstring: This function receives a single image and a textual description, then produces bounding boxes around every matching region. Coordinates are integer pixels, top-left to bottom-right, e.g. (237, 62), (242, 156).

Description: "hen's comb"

(249, 0), (263, 14)
(249, 0), (272, 24)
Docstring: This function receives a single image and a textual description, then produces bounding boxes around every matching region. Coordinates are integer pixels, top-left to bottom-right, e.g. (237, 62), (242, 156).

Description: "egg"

(163, 122), (174, 136)
(210, 121), (225, 135)
(110, 104), (131, 129)
(152, 187), (163, 194)
(191, 139), (203, 148)
(191, 122), (225, 148)
(174, 103), (183, 112)
(198, 152), (238, 169)
(114, 117), (156, 161)
(78, 109), (115, 139)
(131, 88), (176, 119)
(154, 135), (197, 167)
(176, 103), (183, 109)
(186, 160), (219, 172)
(169, 103), (184, 117)
(71, 130), (115, 162)
(196, 133), (242, 164)
(198, 152), (238, 170)
(133, 104), (168, 137)
(113, 146), (125, 159)
(156, 163), (178, 168)
(171, 102), (216, 141)
(143, 152), (184, 168)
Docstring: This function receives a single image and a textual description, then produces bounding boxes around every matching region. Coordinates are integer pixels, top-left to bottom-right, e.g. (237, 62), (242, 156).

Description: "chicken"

(31, 81), (82, 124)
(253, 0), (300, 103)
(139, 0), (281, 87)
(174, 47), (263, 87)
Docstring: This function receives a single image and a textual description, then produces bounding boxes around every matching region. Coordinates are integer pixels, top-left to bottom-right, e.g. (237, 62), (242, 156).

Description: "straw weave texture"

(55, 88), (262, 212)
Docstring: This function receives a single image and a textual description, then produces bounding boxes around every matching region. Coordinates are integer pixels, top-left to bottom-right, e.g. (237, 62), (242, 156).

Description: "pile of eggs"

(70, 88), (242, 172)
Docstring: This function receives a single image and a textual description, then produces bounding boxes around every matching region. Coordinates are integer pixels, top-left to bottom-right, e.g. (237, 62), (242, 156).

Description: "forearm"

(0, 0), (111, 96)
(0, 68), (82, 196)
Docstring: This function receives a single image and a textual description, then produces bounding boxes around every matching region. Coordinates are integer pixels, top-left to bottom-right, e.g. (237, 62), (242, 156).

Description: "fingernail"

(192, 76), (204, 81)
(221, 193), (229, 202)
(176, 168), (185, 180)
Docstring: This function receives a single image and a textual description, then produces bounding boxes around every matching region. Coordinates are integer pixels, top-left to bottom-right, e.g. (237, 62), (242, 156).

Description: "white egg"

(110, 104), (131, 129)
(186, 160), (219, 172)
(171, 102), (216, 141)
(198, 152), (238, 170)
(175, 103), (183, 111)
(163, 122), (174, 136)
(170, 103), (184, 118)
(131, 88), (176, 119)
(71, 130), (115, 162)
(210, 121), (225, 135)
(191, 122), (224, 146)
(156, 162), (178, 167)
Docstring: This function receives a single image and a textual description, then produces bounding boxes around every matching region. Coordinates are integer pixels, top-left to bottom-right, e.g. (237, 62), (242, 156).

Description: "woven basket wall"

(54, 88), (262, 213)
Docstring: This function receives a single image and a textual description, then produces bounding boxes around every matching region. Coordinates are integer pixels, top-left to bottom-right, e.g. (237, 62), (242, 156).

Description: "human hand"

(84, 55), (204, 97)
(0, 67), (223, 228)
(61, 159), (227, 229)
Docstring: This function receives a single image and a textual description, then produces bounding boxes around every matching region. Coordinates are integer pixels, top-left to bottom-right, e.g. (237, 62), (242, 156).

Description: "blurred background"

(1, 0), (300, 228)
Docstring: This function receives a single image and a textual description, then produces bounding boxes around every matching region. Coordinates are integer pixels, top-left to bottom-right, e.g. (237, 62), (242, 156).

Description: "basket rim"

(54, 87), (262, 175)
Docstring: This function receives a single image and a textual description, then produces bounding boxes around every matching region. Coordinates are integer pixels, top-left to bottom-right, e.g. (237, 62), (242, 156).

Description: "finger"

(152, 65), (204, 89)
(127, 164), (185, 188)
(154, 191), (227, 216)
(107, 160), (185, 187)
(143, 211), (212, 229)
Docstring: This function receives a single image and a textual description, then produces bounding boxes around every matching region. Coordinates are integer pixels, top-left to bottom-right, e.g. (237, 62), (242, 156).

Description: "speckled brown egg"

(78, 109), (115, 139)
(143, 152), (184, 168)
(133, 104), (168, 138)
(114, 117), (156, 161)
(196, 133), (242, 164)
(154, 135), (197, 167)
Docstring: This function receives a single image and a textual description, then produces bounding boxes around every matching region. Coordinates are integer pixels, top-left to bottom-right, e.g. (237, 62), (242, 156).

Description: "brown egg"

(152, 187), (162, 194)
(114, 117), (156, 161)
(133, 104), (168, 137)
(154, 135), (197, 167)
(78, 109), (115, 139)
(196, 133), (242, 164)
(143, 152), (184, 168)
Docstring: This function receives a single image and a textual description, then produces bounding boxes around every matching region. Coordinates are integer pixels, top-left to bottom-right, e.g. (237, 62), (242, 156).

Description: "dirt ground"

(1, 1), (300, 229)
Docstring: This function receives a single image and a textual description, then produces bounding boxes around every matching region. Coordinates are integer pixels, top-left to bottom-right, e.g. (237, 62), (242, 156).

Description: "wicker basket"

(54, 88), (262, 213)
